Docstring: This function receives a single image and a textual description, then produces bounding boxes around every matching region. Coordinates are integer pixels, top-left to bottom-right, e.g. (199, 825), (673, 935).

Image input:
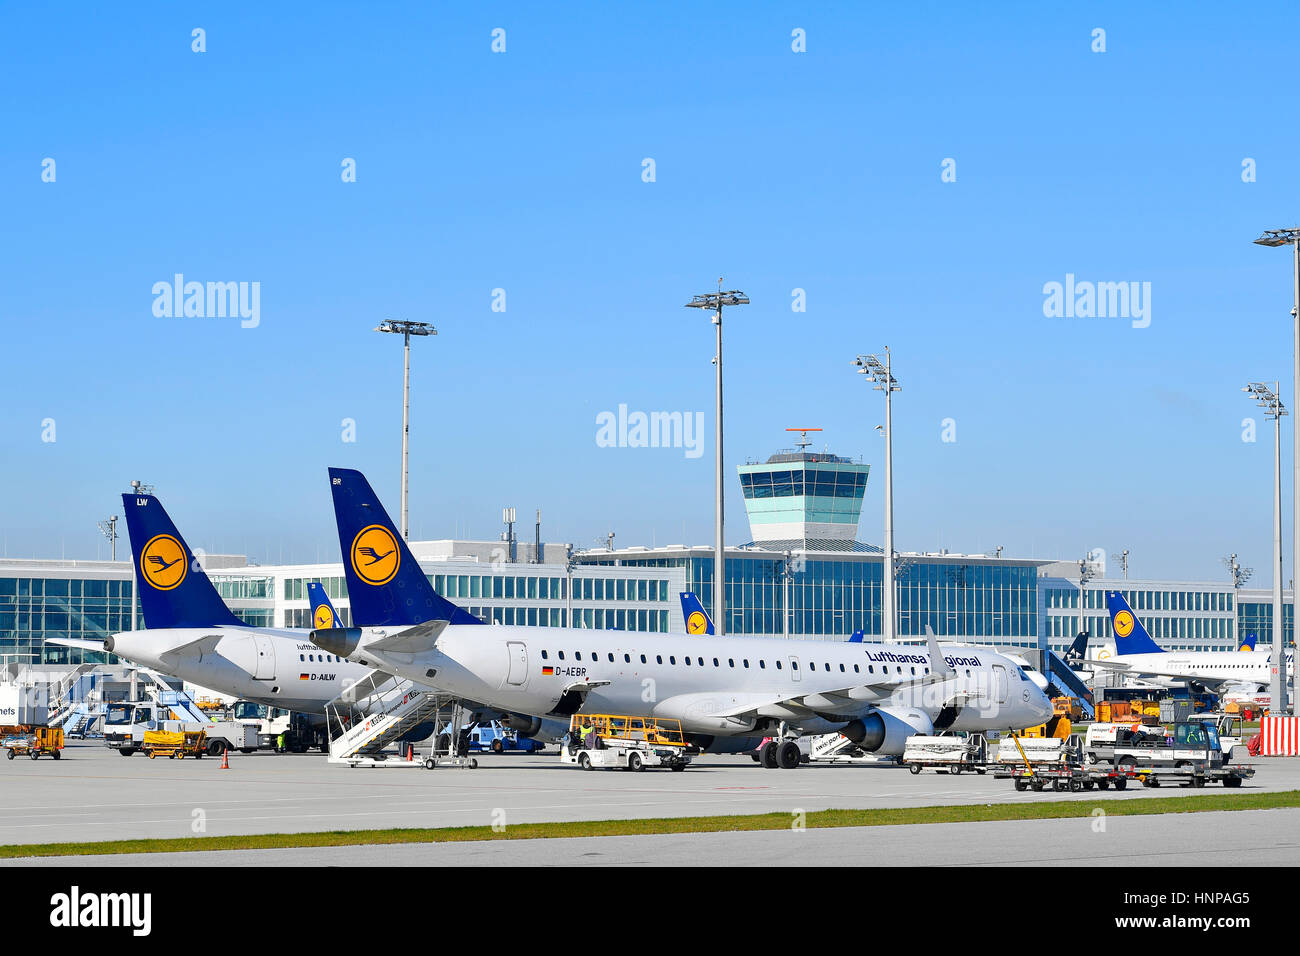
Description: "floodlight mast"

(854, 349), (900, 642)
(374, 320), (436, 539)
(1245, 380), (1289, 715)
(685, 281), (748, 636)
(1253, 228), (1300, 712)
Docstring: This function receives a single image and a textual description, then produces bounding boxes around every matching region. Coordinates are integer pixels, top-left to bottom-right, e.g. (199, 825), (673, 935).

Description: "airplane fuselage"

(333, 625), (1054, 738)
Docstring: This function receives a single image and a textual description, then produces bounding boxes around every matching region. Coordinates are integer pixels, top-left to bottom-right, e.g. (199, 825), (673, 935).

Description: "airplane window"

(299, 654), (304, 662)
(624, 654), (631, 663)
(608, 653), (615, 662)
(728, 659), (735, 667)
(854, 664), (859, 673)
(743, 659), (749, 668)
(776, 660), (783, 670)
(641, 655), (647, 664)
(759, 660), (766, 669)
(656, 655), (662, 664)
(541, 650), (548, 660)
(713, 658), (719, 667)
(868, 666), (874, 673)
(669, 656), (676, 665)
(910, 667), (916, 675)
(697, 657), (704, 666)
(965, 669), (971, 677)
(684, 657), (691, 666)
(558, 651), (565, 660)
(591, 652), (597, 659)
(923, 667), (929, 674)
(575, 652), (582, 661)
(839, 664), (845, 672)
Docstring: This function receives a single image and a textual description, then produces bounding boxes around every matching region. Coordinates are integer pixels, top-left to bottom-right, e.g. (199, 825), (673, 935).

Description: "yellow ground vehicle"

(562, 714), (694, 771)
(2, 727), (64, 761)
(142, 729), (208, 759)
(1052, 697), (1084, 721)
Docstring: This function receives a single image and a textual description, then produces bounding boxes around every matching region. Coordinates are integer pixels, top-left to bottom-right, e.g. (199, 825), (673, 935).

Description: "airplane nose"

(311, 627), (361, 659)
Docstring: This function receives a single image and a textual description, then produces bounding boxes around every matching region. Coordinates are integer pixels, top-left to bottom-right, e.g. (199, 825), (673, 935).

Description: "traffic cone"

(220, 746), (230, 770)
(406, 742), (413, 761)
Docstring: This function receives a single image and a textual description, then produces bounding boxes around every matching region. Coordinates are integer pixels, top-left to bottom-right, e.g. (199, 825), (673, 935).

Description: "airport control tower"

(738, 430), (871, 550)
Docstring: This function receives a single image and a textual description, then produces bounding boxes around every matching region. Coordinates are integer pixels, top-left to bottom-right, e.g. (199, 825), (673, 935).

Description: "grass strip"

(5, 789), (1297, 859)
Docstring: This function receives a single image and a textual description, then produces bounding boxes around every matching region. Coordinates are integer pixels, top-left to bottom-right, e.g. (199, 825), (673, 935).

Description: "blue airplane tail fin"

(1238, 632), (1257, 652)
(306, 582), (342, 629)
(848, 629), (864, 643)
(328, 468), (480, 628)
(121, 493), (243, 629)
(1105, 591), (1163, 655)
(1065, 630), (1089, 664)
(679, 591), (714, 635)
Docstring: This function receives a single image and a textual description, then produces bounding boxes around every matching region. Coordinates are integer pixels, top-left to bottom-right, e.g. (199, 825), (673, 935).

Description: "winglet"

(925, 626), (956, 678)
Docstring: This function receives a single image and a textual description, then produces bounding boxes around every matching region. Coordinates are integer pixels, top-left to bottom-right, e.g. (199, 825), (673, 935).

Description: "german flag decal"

(299, 673), (310, 681)
(541, 666), (554, 675)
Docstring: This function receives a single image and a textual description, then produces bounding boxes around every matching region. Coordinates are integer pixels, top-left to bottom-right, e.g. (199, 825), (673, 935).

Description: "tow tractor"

(560, 714), (695, 771)
(1111, 720), (1255, 789)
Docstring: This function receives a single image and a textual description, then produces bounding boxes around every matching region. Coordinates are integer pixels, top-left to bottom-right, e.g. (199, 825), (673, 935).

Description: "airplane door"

(789, 656), (801, 682)
(992, 664), (1008, 704)
(506, 641), (528, 686)
(253, 634), (275, 680)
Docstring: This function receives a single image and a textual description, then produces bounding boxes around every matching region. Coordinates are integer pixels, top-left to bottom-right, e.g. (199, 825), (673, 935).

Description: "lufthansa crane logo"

(687, 610), (708, 635)
(313, 603), (336, 629)
(1114, 609), (1135, 638)
(350, 524), (400, 586)
(140, 534), (187, 591)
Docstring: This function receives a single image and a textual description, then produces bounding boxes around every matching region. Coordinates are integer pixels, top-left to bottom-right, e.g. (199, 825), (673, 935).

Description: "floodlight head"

(1254, 228), (1300, 247)
(685, 291), (749, 309)
(375, 319), (436, 336)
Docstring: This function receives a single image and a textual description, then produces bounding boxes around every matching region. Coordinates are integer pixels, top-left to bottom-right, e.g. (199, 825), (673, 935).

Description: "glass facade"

(597, 551), (1039, 645)
(0, 572), (140, 665)
(1237, 602), (1294, 649)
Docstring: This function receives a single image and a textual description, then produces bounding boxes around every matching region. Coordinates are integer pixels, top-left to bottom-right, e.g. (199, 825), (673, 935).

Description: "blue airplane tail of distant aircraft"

(120, 492), (243, 630)
(306, 581), (342, 630)
(328, 468), (481, 628)
(1105, 591), (1164, 655)
(680, 592), (714, 635)
(1238, 632), (1257, 651)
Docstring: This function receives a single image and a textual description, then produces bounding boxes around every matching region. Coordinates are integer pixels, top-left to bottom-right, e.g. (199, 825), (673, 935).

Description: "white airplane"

(311, 468), (1054, 768)
(52, 492), (562, 744)
(1085, 591), (1294, 694)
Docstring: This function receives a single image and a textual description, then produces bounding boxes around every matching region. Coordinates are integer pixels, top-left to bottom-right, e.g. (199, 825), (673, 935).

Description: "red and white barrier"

(1260, 716), (1300, 756)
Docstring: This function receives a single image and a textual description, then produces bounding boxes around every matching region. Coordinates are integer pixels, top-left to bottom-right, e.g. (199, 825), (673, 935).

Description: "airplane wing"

(45, 637), (108, 653)
(710, 627), (956, 720)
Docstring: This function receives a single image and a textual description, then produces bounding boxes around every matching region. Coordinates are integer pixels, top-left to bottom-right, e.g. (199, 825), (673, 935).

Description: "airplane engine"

(500, 713), (543, 737)
(841, 707), (933, 755)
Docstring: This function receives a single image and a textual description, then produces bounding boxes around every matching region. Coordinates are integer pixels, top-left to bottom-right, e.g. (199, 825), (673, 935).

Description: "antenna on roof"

(785, 427), (823, 454)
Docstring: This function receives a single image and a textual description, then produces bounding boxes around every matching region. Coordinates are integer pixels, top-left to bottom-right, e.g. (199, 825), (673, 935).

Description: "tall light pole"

(1245, 381), (1288, 715)
(374, 319), (436, 539)
(685, 282), (748, 636)
(97, 516), (119, 562)
(854, 349), (900, 642)
(1253, 229), (1300, 708)
(127, 480), (153, 632)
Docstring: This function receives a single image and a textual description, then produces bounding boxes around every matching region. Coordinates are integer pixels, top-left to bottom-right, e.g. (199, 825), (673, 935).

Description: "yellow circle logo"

(351, 524), (400, 586)
(313, 603), (336, 629)
(687, 611), (708, 634)
(1114, 610), (1135, 638)
(140, 534), (187, 591)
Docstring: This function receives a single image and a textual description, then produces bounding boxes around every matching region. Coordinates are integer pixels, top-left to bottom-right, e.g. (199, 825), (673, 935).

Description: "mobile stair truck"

(325, 672), (460, 769)
(1111, 720), (1255, 789)
(561, 714), (694, 771)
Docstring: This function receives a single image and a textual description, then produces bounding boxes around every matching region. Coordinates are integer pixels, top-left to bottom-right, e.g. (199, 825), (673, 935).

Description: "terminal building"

(2, 439), (1294, 665)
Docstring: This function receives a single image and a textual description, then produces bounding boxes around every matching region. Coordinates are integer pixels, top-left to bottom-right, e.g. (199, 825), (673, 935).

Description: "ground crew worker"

(580, 720), (594, 749)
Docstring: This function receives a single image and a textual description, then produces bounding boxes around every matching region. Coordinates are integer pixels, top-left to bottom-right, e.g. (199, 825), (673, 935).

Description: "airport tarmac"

(1, 742), (1297, 850)
(10, 809), (1300, 867)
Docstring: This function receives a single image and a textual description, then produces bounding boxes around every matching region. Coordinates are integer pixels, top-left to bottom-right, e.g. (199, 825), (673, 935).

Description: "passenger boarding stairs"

(326, 672), (444, 764)
(141, 671), (211, 723)
(1043, 647), (1095, 719)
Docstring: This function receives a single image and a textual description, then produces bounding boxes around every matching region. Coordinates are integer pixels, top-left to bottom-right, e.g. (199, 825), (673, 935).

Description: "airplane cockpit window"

(1016, 667), (1031, 682)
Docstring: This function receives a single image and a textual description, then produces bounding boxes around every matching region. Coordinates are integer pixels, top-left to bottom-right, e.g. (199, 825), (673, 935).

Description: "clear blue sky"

(3, 2), (1299, 583)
